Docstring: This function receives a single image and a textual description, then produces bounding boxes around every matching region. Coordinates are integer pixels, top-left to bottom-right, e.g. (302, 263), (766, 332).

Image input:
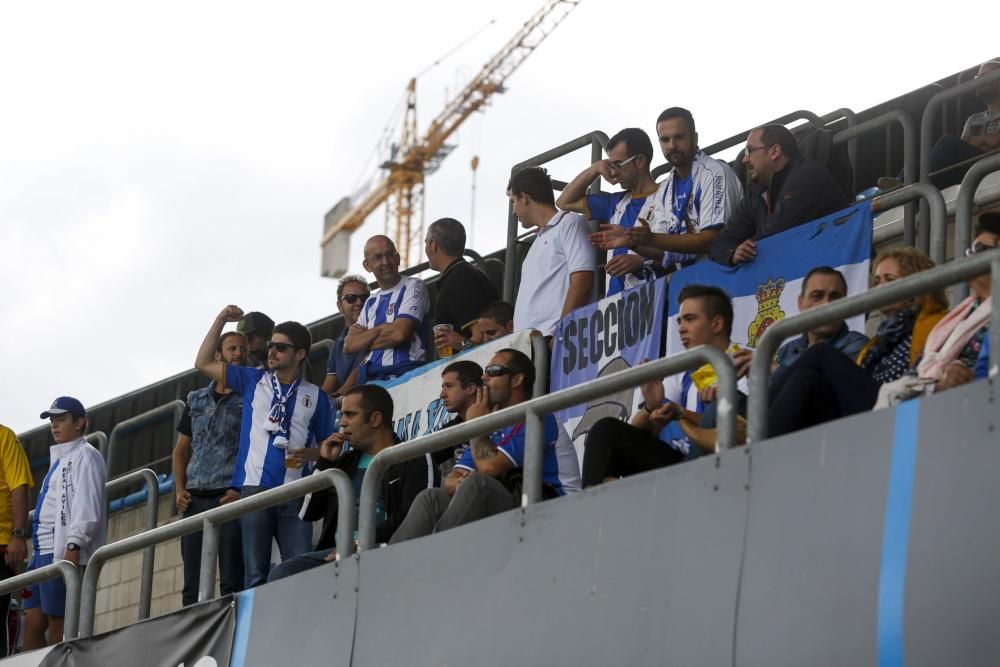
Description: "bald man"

(344, 235), (430, 382)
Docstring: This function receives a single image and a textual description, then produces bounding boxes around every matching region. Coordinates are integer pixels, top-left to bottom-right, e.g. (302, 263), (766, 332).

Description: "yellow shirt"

(0, 425), (34, 545)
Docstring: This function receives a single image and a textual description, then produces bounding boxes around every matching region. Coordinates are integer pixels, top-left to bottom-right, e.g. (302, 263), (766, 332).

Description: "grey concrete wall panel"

(735, 408), (897, 667)
(904, 382), (1000, 666)
(240, 557), (359, 667)
(352, 451), (750, 667)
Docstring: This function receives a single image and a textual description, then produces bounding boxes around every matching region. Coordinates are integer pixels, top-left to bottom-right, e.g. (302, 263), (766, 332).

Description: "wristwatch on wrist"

(66, 543), (80, 552)
(11, 528), (27, 540)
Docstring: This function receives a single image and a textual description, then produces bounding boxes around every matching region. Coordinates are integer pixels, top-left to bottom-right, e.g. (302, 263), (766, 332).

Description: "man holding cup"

(424, 218), (499, 357)
(195, 306), (335, 588)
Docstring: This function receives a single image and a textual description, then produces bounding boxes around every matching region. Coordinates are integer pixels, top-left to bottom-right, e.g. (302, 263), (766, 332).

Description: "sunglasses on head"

(341, 293), (368, 304)
(266, 341), (297, 353)
(484, 364), (518, 378)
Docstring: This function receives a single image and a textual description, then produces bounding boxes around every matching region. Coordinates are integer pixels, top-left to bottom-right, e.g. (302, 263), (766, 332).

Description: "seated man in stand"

(434, 360), (484, 477)
(708, 124), (847, 266)
(478, 301), (515, 343)
(582, 285), (744, 487)
(269, 385), (436, 579)
(390, 349), (580, 543)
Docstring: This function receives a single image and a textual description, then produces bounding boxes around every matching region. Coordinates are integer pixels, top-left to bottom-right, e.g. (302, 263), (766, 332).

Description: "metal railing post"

(106, 400), (185, 477)
(700, 110), (824, 158)
(0, 561), (80, 641)
(833, 109), (917, 245)
(954, 153), (1000, 300)
(871, 183), (947, 264)
(918, 69), (1000, 249)
(503, 131), (610, 303)
(87, 431), (109, 460)
(747, 250), (1000, 443)
(77, 468), (353, 638)
(521, 409), (544, 506)
(357, 345), (736, 550)
(822, 107), (857, 194)
(531, 331), (548, 399)
(198, 517), (221, 603)
(993, 255), (1000, 379)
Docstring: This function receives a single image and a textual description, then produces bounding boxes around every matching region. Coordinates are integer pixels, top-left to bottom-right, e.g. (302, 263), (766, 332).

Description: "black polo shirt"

(434, 258), (500, 337)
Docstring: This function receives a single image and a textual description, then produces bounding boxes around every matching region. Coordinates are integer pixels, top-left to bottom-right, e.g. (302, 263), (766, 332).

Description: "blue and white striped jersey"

(226, 366), (334, 490)
(357, 275), (429, 374)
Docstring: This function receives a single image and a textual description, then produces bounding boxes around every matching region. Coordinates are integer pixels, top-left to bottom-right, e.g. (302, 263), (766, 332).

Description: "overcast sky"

(0, 0), (987, 435)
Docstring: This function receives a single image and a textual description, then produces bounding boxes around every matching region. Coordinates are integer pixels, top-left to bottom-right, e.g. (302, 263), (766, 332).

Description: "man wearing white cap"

(23, 397), (107, 649)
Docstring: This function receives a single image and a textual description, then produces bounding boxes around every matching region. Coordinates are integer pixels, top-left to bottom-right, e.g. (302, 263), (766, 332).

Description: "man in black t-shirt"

(424, 217), (500, 354)
(172, 331), (246, 605)
(433, 360), (484, 477)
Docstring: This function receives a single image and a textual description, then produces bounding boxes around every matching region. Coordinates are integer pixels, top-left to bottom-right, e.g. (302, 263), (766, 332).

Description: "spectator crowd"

(2, 58), (998, 652)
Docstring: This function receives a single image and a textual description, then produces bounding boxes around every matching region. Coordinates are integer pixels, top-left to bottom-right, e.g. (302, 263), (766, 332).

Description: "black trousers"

(180, 490), (244, 606)
(581, 417), (685, 488)
(768, 342), (879, 438)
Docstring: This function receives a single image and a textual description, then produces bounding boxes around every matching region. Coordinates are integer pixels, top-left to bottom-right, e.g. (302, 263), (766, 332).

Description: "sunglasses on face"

(484, 364), (518, 378)
(965, 241), (997, 257)
(266, 341), (297, 353)
(341, 293), (368, 304)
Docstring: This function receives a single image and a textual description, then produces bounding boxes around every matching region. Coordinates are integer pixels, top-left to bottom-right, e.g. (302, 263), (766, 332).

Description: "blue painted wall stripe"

(877, 399), (921, 667)
(230, 587), (255, 667)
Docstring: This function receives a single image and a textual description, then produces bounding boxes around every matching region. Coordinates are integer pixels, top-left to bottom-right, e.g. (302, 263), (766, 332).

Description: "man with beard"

(586, 109), (742, 271)
(558, 127), (662, 295)
(236, 311), (275, 369)
(195, 306), (335, 588)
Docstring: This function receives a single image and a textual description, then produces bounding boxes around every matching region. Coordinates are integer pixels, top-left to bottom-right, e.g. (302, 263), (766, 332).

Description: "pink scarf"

(916, 295), (992, 381)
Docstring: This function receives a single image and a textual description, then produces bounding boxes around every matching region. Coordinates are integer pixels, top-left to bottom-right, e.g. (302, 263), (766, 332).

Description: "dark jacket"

(304, 447), (436, 549)
(709, 155), (847, 264)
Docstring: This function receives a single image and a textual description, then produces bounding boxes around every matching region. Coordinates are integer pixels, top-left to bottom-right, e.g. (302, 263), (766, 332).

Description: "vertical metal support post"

(503, 198), (518, 302)
(871, 183), (947, 265)
(334, 470), (357, 559)
(991, 256), (1000, 379)
(590, 135), (606, 302)
(60, 561), (81, 641)
(521, 409), (544, 507)
(137, 470), (159, 620)
(954, 153), (1000, 300)
(531, 332), (549, 398)
(198, 518), (220, 602)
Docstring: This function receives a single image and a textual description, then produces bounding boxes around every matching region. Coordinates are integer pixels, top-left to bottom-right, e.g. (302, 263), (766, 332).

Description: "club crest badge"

(747, 277), (786, 347)
(302, 394), (312, 409)
(386, 304), (395, 317)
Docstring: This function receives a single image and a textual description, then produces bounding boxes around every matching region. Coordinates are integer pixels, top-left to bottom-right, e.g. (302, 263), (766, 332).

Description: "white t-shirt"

(514, 211), (596, 336)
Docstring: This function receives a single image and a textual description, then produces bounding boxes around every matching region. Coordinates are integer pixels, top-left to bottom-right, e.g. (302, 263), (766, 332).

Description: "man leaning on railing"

(389, 349), (581, 544)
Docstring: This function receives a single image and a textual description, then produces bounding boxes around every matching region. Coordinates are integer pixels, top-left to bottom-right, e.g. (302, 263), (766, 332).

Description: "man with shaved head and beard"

(345, 235), (430, 382)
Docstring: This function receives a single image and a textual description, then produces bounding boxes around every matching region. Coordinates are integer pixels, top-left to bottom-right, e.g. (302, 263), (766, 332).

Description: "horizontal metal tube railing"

(106, 400), (185, 475)
(359, 345), (737, 550)
(871, 182), (947, 264)
(834, 109), (917, 246)
(954, 153), (1000, 300)
(699, 109), (823, 158)
(0, 560), (80, 640)
(748, 249), (1000, 443)
(503, 130), (609, 302)
(77, 468), (353, 638)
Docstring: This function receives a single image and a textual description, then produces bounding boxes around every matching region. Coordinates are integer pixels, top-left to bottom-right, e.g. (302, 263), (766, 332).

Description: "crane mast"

(320, 0), (581, 274)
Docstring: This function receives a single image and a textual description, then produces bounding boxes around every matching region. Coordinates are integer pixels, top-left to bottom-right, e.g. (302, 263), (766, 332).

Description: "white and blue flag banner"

(550, 277), (667, 461)
(374, 330), (534, 442)
(666, 202), (873, 355)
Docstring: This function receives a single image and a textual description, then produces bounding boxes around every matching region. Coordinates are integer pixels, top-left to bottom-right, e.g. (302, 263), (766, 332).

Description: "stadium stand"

(5, 60), (1000, 664)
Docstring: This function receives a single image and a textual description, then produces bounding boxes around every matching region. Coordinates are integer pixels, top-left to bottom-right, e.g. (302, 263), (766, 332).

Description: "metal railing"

(26, 468), (160, 623)
(0, 560), (81, 640)
(698, 109), (824, 160)
(503, 130), (609, 303)
(106, 400), (185, 474)
(917, 68), (1000, 236)
(748, 249), (1000, 443)
(77, 468), (354, 638)
(954, 154), (1000, 300)
(358, 345), (738, 550)
(871, 182), (947, 264)
(833, 109), (917, 246)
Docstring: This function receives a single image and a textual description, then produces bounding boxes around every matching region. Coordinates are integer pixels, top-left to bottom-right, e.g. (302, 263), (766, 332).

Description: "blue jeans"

(239, 486), (314, 588)
(180, 489), (244, 606)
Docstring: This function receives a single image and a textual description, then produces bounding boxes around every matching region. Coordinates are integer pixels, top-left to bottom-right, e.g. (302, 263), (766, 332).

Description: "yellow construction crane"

(320, 0), (581, 275)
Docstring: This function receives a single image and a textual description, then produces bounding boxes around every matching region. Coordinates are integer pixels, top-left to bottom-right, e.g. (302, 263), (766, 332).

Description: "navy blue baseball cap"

(40, 396), (86, 420)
